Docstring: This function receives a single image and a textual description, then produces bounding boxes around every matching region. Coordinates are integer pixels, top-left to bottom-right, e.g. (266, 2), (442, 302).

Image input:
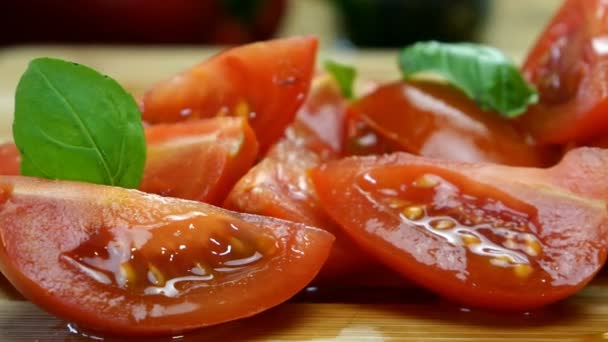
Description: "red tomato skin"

(519, 0), (608, 143)
(352, 81), (556, 166)
(0, 143), (19, 176)
(141, 117), (258, 204)
(311, 148), (608, 310)
(0, 176), (333, 335)
(141, 36), (318, 152)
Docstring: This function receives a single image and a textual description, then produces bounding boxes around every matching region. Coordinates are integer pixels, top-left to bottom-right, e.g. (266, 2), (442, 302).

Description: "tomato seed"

(430, 219), (456, 230)
(402, 205), (425, 220)
(514, 264), (534, 278)
(412, 174), (440, 188)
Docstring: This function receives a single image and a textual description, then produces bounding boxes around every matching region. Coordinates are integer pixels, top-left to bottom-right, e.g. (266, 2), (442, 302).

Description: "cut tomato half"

(0, 176), (333, 335)
(142, 117), (258, 204)
(141, 36), (318, 152)
(311, 148), (608, 310)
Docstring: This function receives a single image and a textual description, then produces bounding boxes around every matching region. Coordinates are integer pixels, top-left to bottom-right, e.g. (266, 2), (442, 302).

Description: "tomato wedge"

(141, 36), (318, 151)
(0, 176), (333, 335)
(142, 117), (258, 204)
(519, 0), (608, 143)
(0, 118), (257, 204)
(224, 77), (375, 282)
(311, 148), (608, 310)
(352, 81), (555, 166)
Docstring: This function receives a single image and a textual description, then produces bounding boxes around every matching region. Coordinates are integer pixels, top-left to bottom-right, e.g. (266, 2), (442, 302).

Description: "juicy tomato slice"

(224, 78), (381, 283)
(141, 36), (318, 152)
(311, 148), (608, 310)
(141, 117), (258, 204)
(0, 176), (333, 335)
(352, 80), (555, 166)
(519, 0), (608, 143)
(0, 143), (19, 176)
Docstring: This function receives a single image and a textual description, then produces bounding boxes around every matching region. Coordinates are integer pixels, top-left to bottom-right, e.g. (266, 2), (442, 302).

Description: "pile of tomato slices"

(2, 0), (608, 336)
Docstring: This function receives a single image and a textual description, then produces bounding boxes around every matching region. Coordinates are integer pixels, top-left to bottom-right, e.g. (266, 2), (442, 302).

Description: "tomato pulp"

(311, 148), (608, 310)
(0, 176), (333, 335)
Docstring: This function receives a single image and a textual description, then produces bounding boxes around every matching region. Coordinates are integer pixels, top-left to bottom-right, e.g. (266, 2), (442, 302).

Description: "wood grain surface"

(0, 45), (607, 342)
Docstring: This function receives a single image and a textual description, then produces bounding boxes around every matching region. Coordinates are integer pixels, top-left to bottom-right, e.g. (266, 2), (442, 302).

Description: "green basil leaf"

(324, 59), (357, 99)
(398, 41), (538, 118)
(13, 58), (146, 188)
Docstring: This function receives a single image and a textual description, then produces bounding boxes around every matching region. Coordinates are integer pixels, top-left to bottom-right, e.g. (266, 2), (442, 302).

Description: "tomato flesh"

(142, 117), (258, 204)
(519, 0), (608, 143)
(352, 81), (555, 166)
(311, 148), (608, 310)
(0, 176), (333, 335)
(0, 143), (19, 176)
(141, 36), (318, 152)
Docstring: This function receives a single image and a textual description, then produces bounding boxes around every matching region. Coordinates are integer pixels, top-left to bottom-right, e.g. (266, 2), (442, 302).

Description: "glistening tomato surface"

(352, 81), (554, 166)
(142, 117), (258, 204)
(519, 0), (608, 143)
(224, 77), (376, 282)
(0, 176), (333, 335)
(141, 36), (317, 152)
(311, 148), (608, 310)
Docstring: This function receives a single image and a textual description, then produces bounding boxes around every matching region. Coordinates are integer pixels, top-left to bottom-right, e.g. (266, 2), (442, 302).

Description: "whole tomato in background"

(0, 0), (286, 45)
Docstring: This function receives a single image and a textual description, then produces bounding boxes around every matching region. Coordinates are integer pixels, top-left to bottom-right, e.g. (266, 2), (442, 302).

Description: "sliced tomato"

(224, 78), (384, 283)
(0, 176), (333, 335)
(311, 148), (608, 310)
(141, 36), (318, 152)
(142, 117), (258, 204)
(352, 81), (556, 166)
(519, 0), (608, 143)
(0, 143), (19, 176)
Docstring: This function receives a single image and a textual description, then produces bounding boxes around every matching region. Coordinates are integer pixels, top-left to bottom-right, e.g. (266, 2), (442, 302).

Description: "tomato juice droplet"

(61, 211), (276, 297)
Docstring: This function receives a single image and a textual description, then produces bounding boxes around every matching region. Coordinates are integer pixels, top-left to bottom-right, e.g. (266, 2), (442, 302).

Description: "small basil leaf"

(13, 58), (146, 188)
(324, 59), (357, 99)
(398, 41), (538, 117)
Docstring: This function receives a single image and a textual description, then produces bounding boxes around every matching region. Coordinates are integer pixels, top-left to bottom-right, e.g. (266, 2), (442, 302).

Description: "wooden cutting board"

(0, 46), (607, 342)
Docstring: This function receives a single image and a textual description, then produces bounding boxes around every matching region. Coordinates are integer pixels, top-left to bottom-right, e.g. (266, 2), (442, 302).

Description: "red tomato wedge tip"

(141, 36), (318, 152)
(142, 117), (258, 204)
(0, 176), (334, 335)
(352, 81), (555, 166)
(520, 0), (608, 143)
(311, 147), (608, 311)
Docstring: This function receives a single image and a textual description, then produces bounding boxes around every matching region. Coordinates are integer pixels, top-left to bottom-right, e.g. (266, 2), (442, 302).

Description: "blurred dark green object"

(332, 0), (488, 47)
